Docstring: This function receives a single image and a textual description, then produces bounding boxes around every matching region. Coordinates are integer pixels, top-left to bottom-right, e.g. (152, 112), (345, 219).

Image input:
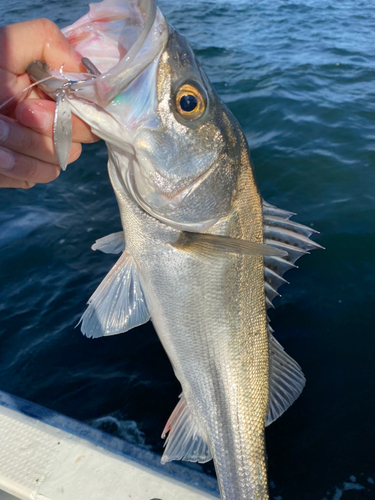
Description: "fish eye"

(175, 83), (206, 120)
(180, 94), (198, 112)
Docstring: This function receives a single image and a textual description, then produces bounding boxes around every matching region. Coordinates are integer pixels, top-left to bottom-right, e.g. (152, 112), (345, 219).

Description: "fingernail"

(0, 119), (10, 142)
(17, 102), (53, 132)
(0, 147), (15, 171)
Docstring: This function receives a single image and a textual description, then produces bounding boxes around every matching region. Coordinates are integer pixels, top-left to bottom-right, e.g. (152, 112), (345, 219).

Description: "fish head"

(28, 0), (246, 231)
(124, 27), (245, 230)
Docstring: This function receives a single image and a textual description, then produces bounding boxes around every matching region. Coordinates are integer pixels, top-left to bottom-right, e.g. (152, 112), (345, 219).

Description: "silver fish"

(28, 1), (321, 498)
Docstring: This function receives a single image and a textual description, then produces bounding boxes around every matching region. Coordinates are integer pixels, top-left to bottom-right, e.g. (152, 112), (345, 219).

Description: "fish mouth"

(27, 0), (168, 107)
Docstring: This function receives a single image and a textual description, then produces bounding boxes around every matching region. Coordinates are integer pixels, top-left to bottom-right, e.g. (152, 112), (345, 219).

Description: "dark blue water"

(1, 1), (375, 498)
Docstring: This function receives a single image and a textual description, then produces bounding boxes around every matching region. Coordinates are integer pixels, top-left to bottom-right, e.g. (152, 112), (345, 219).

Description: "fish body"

(114, 128), (269, 499)
(27, 2), (321, 498)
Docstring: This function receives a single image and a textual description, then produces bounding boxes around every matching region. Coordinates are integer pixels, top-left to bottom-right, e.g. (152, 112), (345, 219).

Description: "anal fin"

(161, 393), (212, 464)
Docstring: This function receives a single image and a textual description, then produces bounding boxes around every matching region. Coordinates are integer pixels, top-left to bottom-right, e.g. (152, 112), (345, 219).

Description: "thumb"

(0, 18), (84, 109)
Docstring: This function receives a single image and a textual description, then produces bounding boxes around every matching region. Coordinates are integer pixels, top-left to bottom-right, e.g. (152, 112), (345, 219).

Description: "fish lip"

(26, 61), (82, 94)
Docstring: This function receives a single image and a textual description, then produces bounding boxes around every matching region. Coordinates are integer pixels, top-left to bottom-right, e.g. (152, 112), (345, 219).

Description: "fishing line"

(0, 76), (55, 112)
(0, 71), (96, 112)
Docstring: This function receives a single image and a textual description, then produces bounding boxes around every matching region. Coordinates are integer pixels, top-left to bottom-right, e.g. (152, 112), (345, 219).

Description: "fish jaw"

(62, 0), (167, 107)
(61, 0), (147, 75)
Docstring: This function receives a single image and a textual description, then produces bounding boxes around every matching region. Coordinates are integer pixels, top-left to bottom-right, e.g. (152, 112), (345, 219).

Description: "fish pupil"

(180, 94), (198, 112)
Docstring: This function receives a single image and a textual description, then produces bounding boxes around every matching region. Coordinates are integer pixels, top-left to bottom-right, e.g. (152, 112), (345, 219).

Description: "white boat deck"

(0, 393), (218, 500)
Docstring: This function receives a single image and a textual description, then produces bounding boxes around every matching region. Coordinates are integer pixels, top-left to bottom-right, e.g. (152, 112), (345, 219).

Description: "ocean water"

(1, 1), (374, 499)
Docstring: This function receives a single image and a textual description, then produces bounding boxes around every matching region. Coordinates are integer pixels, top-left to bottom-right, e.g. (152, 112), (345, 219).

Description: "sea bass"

(28, 1), (321, 498)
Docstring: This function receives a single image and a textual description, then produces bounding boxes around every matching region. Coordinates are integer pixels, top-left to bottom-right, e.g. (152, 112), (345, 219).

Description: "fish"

(27, 1), (322, 498)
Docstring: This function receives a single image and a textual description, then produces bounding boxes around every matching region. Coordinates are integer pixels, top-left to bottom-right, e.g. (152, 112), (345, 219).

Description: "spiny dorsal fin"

(92, 231), (125, 254)
(263, 199), (323, 309)
(80, 251), (150, 338)
(266, 332), (306, 425)
(161, 393), (212, 464)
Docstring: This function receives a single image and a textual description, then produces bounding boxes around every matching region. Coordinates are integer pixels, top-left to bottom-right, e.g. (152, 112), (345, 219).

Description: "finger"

(15, 99), (99, 144)
(0, 19), (83, 74)
(0, 69), (47, 116)
(0, 116), (82, 165)
(0, 68), (33, 114)
(0, 145), (60, 184)
(0, 173), (35, 189)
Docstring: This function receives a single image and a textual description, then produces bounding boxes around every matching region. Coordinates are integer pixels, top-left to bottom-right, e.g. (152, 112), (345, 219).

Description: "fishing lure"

(27, 59), (101, 171)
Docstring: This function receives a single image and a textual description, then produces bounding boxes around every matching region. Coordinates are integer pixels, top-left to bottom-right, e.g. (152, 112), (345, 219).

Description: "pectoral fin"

(80, 251), (150, 338)
(92, 231), (125, 254)
(161, 393), (212, 464)
(172, 232), (287, 258)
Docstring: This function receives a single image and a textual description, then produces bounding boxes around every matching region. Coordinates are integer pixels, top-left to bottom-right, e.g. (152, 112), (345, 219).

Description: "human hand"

(0, 19), (98, 189)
